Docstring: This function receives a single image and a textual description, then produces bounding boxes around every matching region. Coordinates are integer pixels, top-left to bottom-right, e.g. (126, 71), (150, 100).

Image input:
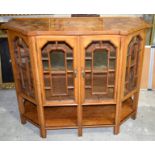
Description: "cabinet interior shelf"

(24, 98), (134, 128)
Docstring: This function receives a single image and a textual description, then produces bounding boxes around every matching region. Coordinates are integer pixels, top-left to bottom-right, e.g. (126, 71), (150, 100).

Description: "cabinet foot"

(40, 129), (47, 138)
(20, 115), (27, 124)
(114, 126), (120, 135)
(131, 112), (137, 120)
(78, 128), (82, 137)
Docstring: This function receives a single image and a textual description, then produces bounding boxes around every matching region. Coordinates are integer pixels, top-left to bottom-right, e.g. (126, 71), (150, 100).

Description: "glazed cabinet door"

(80, 35), (120, 105)
(36, 36), (78, 106)
(7, 31), (35, 100)
(122, 30), (146, 99)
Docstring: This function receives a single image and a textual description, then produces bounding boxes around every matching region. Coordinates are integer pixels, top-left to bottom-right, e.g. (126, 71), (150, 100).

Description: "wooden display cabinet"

(3, 17), (150, 138)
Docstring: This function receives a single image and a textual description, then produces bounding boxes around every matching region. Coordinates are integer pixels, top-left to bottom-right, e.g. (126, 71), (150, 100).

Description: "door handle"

(82, 69), (85, 78)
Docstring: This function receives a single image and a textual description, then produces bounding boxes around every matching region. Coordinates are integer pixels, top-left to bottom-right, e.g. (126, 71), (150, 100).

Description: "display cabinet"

(3, 17), (150, 138)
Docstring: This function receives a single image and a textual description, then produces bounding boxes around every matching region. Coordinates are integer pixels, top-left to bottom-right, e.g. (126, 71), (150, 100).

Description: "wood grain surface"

(2, 17), (151, 36)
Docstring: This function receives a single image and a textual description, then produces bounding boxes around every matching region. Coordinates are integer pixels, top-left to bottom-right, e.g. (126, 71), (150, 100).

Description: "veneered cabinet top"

(2, 17), (151, 36)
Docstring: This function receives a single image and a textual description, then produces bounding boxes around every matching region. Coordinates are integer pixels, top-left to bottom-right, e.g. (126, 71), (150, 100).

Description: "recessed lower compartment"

(82, 105), (116, 126)
(83, 97), (135, 127)
(24, 101), (77, 129)
(44, 106), (77, 129)
(23, 97), (135, 131)
(121, 97), (135, 123)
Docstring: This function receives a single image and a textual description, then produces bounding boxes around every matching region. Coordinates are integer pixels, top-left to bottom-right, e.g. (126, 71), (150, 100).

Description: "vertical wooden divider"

(114, 36), (124, 134)
(91, 50), (94, 94)
(107, 49), (110, 94)
(28, 37), (46, 138)
(64, 50), (69, 95)
(132, 31), (147, 119)
(77, 36), (82, 136)
(47, 48), (53, 95)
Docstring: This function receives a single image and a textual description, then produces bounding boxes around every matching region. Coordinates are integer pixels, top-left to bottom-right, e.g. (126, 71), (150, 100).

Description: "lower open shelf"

(23, 97), (134, 129)
(24, 103), (77, 129)
(121, 98), (135, 122)
(82, 105), (115, 126)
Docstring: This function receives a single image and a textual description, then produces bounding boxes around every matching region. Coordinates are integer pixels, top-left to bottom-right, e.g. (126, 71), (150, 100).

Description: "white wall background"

(0, 14), (142, 23)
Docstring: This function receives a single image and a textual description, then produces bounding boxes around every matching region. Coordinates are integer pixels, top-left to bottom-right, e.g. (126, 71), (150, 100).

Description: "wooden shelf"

(24, 102), (77, 128)
(83, 105), (115, 126)
(83, 99), (115, 105)
(45, 100), (77, 106)
(121, 98), (134, 122)
(24, 98), (134, 129)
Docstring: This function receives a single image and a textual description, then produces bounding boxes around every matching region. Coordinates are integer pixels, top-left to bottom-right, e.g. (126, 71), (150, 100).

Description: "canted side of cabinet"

(7, 31), (41, 129)
(119, 30), (147, 125)
(7, 31), (35, 100)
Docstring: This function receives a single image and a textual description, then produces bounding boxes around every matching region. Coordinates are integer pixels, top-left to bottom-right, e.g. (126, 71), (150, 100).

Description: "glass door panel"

(124, 35), (142, 95)
(41, 41), (75, 101)
(52, 74), (67, 95)
(93, 49), (108, 71)
(92, 73), (107, 94)
(13, 37), (34, 98)
(50, 50), (65, 71)
(84, 41), (116, 101)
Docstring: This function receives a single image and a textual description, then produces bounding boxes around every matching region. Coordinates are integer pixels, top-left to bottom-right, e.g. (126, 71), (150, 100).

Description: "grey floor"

(0, 89), (155, 141)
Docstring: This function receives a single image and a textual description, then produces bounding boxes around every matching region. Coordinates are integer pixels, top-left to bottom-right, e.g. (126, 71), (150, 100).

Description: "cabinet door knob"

(82, 69), (85, 78)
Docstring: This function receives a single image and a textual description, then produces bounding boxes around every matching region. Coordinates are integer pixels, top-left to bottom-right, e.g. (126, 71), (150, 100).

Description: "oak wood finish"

(4, 17), (150, 138)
